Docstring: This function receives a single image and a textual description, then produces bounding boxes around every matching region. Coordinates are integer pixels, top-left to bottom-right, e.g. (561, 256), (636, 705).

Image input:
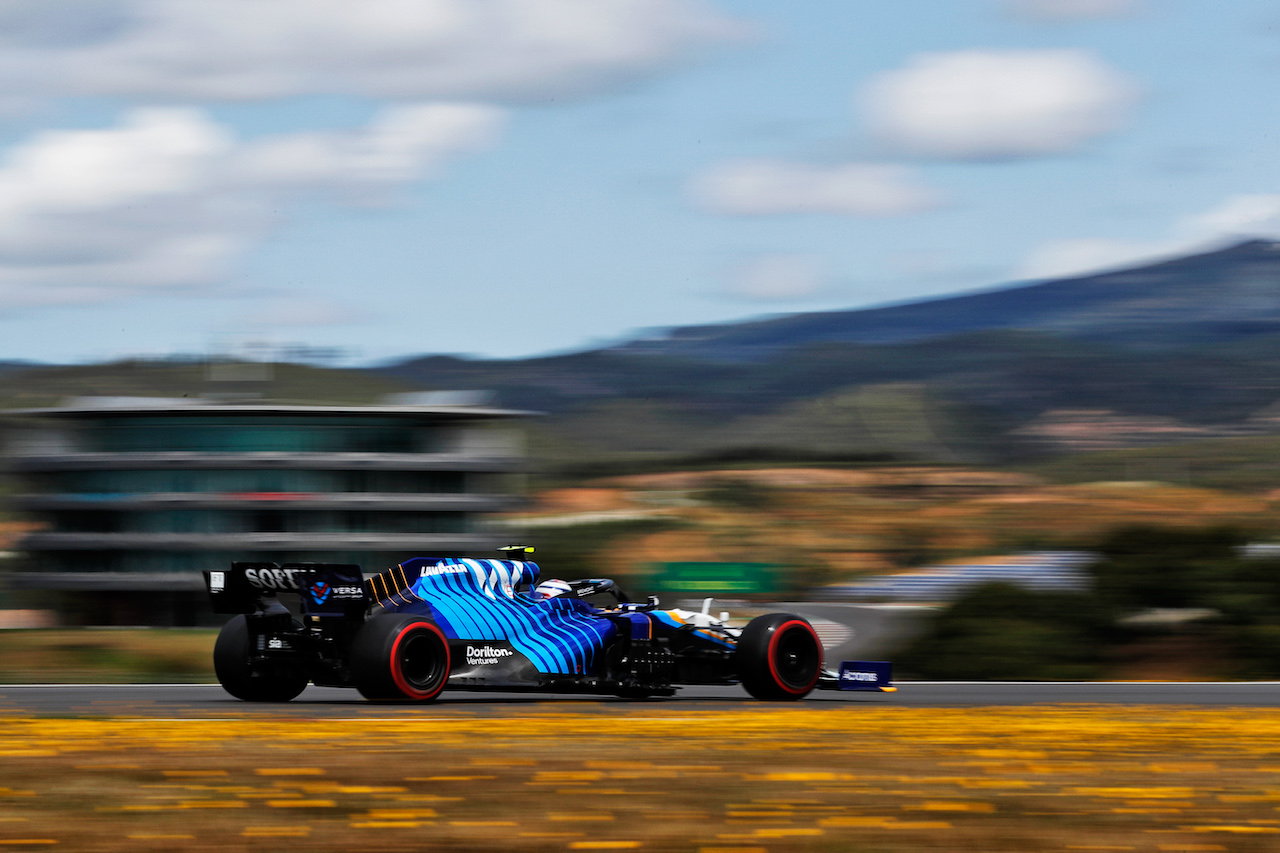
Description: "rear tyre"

(736, 613), (822, 701)
(350, 613), (451, 702)
(213, 614), (309, 702)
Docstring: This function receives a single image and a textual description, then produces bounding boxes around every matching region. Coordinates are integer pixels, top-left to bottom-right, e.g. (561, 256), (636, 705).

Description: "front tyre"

(350, 614), (451, 702)
(213, 614), (309, 702)
(736, 613), (823, 701)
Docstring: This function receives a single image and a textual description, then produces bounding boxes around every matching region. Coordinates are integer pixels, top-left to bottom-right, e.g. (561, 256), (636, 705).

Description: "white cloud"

(0, 110), (230, 214)
(0, 0), (741, 103)
(862, 49), (1137, 160)
(1017, 192), (1280, 280)
(1184, 194), (1280, 237)
(726, 253), (826, 301)
(1017, 237), (1169, 280)
(690, 160), (942, 216)
(1003, 0), (1140, 22)
(0, 104), (504, 308)
(238, 298), (374, 329)
(235, 103), (504, 190)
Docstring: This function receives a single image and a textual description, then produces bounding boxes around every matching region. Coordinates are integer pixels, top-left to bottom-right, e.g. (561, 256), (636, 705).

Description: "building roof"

(6, 396), (537, 419)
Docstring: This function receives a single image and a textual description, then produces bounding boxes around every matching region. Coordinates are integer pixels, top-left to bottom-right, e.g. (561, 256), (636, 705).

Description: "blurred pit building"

(2, 396), (528, 625)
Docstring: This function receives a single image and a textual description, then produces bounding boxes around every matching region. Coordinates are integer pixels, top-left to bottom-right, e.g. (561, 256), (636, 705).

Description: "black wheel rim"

(774, 626), (819, 688)
(398, 631), (445, 691)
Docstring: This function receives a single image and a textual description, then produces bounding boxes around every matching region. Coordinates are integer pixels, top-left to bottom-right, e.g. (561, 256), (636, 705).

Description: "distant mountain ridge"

(609, 240), (1280, 361)
(375, 240), (1280, 467)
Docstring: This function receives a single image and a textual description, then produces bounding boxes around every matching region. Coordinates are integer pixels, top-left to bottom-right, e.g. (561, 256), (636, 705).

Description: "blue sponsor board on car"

(838, 660), (895, 692)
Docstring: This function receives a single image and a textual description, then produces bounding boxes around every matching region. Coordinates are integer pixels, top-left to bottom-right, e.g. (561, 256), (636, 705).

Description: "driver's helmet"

(533, 578), (572, 600)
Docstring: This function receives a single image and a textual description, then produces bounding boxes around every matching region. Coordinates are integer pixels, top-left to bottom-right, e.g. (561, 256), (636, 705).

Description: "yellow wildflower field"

(2, 705), (1280, 851)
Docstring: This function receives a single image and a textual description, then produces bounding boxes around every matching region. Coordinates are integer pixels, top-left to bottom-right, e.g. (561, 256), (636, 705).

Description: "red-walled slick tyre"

(736, 613), (823, 701)
(351, 613), (451, 701)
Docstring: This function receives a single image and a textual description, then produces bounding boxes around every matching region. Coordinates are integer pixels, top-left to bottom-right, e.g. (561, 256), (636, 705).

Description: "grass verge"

(0, 629), (216, 683)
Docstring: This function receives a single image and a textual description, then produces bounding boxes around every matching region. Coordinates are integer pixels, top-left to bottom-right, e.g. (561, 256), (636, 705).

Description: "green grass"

(0, 628), (217, 683)
(1029, 433), (1280, 493)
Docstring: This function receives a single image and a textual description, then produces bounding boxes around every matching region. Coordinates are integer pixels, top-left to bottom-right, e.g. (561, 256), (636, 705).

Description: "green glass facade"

(82, 415), (441, 454)
(33, 469), (468, 493)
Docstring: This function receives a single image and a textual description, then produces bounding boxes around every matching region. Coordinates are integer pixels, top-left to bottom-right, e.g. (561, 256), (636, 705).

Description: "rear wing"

(204, 562), (368, 617)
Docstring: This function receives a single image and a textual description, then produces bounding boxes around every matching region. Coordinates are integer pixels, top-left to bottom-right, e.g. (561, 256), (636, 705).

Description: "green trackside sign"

(648, 562), (781, 595)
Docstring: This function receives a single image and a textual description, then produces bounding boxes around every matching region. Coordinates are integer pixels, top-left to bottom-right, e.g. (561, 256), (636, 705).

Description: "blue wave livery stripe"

(387, 557), (617, 675)
(451, 560), (563, 672)
(460, 564), (575, 672)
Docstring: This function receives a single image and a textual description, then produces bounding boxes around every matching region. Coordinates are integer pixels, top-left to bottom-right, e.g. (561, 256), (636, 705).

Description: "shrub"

(896, 583), (1108, 680)
(1090, 526), (1244, 611)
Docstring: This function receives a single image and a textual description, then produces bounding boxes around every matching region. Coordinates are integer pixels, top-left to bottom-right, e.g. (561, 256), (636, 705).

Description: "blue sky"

(1, 0), (1280, 364)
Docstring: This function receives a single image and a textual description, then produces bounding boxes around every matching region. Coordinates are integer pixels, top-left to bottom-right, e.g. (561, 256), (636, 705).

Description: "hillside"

(514, 466), (1280, 584)
(379, 241), (1280, 469)
(617, 239), (1280, 360)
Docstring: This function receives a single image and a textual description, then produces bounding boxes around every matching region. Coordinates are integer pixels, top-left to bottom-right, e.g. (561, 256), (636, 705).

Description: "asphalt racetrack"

(2, 680), (1279, 716)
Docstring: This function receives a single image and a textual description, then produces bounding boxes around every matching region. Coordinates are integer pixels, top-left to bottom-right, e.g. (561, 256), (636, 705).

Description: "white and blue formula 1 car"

(204, 552), (894, 702)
